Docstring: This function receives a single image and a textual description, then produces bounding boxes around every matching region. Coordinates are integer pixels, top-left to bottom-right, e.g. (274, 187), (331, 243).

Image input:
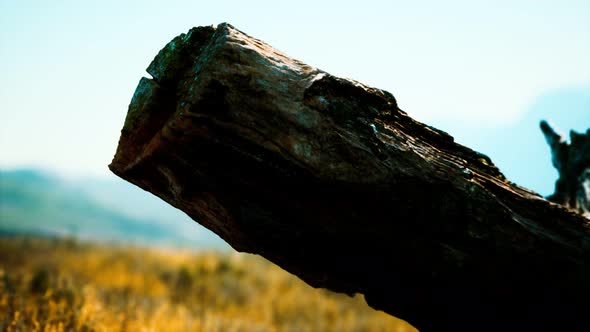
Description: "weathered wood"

(110, 23), (590, 331)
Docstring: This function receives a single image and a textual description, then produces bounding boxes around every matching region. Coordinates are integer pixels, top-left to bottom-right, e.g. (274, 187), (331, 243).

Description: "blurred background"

(0, 1), (589, 331)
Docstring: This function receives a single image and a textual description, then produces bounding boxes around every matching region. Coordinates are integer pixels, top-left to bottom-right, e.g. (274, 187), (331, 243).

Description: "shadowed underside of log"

(109, 23), (590, 332)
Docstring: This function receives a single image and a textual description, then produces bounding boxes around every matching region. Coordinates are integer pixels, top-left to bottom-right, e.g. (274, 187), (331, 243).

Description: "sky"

(1, 0), (589, 196)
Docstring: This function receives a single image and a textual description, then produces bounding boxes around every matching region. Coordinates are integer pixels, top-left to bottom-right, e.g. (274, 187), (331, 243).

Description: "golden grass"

(0, 236), (416, 332)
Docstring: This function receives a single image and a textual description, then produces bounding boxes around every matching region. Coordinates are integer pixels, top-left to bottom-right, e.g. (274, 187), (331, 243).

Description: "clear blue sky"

(1, 0), (589, 196)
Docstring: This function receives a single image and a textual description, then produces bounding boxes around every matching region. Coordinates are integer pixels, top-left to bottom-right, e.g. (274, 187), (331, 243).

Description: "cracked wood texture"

(110, 23), (590, 332)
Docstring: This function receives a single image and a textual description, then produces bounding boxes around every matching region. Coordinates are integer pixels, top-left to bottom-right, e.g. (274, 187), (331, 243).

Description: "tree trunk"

(109, 23), (590, 332)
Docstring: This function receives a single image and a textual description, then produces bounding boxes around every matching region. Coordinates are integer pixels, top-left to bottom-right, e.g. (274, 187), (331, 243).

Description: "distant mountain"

(0, 169), (229, 249)
(429, 86), (590, 196)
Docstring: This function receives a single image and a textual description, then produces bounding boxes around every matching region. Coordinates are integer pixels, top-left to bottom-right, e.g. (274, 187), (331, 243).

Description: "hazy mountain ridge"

(0, 169), (228, 249)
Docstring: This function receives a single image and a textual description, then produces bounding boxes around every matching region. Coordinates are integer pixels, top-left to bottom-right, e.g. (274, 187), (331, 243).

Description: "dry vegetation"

(0, 236), (415, 332)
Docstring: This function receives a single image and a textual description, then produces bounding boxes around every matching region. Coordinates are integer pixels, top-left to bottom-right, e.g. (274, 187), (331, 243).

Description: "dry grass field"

(0, 236), (415, 332)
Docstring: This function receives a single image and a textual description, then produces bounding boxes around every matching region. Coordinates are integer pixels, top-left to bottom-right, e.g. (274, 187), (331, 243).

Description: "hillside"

(0, 169), (227, 249)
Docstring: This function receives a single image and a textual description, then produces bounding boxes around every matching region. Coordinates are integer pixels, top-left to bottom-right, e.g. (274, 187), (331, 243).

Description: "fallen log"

(109, 23), (590, 331)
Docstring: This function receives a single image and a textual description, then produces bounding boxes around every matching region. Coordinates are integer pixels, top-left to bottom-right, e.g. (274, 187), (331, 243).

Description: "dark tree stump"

(541, 120), (590, 217)
(110, 23), (590, 332)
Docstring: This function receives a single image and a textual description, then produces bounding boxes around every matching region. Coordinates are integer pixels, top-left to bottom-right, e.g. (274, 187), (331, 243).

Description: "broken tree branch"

(540, 120), (590, 216)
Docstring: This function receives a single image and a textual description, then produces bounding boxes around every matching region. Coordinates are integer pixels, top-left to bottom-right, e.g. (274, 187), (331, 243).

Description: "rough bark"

(109, 23), (590, 332)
